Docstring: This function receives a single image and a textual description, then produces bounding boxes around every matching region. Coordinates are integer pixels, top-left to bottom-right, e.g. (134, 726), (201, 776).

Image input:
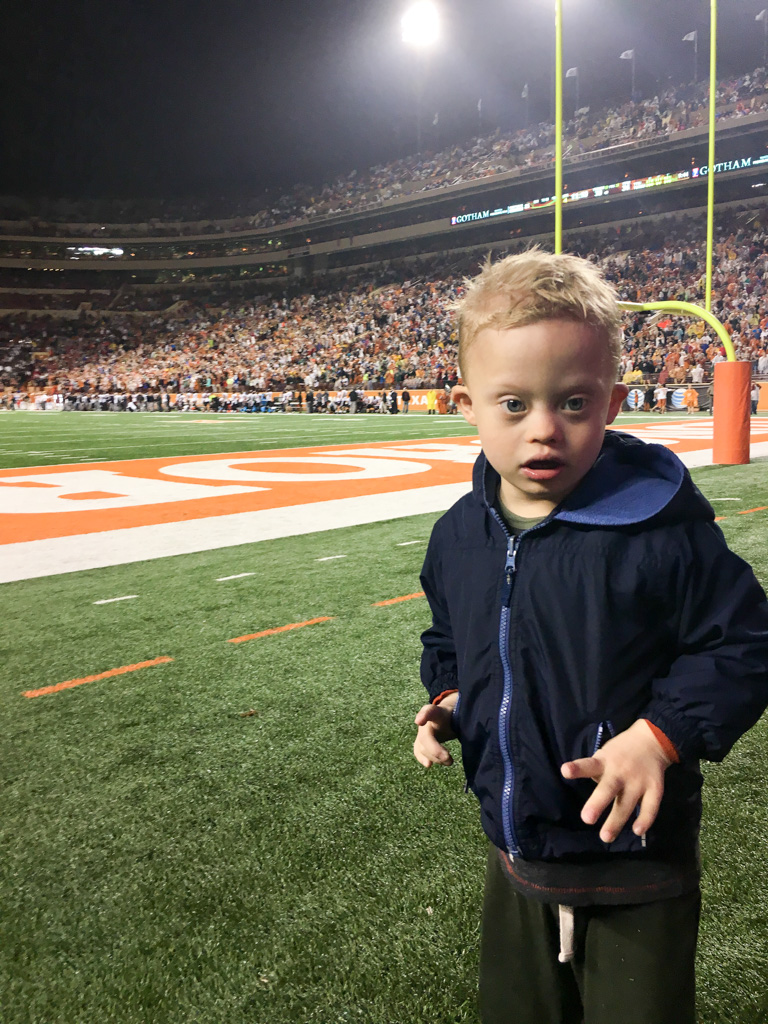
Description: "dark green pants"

(480, 846), (700, 1024)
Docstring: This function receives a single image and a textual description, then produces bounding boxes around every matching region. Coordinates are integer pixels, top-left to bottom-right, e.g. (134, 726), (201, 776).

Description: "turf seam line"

(372, 591), (425, 607)
(23, 657), (174, 698)
(228, 616), (334, 644)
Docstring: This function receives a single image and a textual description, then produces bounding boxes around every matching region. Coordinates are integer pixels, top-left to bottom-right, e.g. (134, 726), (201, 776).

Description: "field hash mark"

(23, 656), (174, 698)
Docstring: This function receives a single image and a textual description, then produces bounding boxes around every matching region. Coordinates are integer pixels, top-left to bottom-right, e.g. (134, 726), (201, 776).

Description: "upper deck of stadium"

(2, 66), (767, 277)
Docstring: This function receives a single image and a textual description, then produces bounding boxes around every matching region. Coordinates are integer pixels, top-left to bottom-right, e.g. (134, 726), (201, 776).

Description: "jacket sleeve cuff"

(423, 673), (459, 704)
(641, 719), (680, 764)
(639, 701), (706, 761)
(432, 688), (459, 706)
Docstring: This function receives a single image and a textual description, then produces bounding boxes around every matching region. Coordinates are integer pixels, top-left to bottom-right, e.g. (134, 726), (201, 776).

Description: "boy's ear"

(606, 383), (629, 424)
(451, 384), (477, 425)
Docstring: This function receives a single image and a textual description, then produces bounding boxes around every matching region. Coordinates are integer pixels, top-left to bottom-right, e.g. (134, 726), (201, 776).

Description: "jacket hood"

(473, 429), (715, 527)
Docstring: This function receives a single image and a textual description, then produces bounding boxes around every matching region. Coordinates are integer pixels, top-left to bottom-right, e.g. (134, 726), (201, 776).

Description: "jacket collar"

(474, 429), (703, 527)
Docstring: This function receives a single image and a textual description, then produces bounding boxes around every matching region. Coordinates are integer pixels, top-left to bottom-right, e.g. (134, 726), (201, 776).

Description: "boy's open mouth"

(521, 457), (565, 481)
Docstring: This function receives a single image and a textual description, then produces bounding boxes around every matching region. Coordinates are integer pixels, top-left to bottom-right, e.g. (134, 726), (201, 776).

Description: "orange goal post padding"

(713, 361), (752, 465)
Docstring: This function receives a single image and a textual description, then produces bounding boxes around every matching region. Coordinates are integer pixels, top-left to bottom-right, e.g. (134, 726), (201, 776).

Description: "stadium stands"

(3, 65), (768, 407)
(1, 65), (766, 241)
(2, 204), (768, 407)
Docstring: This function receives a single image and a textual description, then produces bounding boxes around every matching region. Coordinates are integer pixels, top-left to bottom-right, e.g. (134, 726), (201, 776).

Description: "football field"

(2, 411), (767, 1024)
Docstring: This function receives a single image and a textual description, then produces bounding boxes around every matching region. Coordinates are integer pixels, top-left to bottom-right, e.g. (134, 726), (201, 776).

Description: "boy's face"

(452, 318), (628, 517)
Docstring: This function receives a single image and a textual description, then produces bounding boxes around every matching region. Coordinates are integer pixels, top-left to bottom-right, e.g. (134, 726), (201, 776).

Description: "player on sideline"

(413, 248), (768, 1024)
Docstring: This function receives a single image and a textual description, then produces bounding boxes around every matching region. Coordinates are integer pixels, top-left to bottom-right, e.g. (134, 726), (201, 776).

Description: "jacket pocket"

(451, 692), (462, 738)
(592, 719), (652, 852)
(591, 719), (615, 756)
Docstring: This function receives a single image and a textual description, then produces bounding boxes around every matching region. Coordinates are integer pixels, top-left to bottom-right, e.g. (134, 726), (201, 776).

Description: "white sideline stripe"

(679, 442), (768, 468)
(709, 498), (742, 501)
(216, 572), (255, 581)
(0, 482), (471, 583)
(93, 595), (138, 605)
(317, 554), (347, 561)
(3, 443), (768, 585)
(397, 540), (423, 546)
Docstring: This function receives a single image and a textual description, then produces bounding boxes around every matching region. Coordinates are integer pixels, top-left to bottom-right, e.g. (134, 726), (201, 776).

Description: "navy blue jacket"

(420, 431), (768, 863)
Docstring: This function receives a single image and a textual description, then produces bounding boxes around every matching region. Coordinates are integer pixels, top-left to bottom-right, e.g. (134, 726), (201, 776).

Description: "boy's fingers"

(560, 756), (603, 781)
(414, 703), (439, 726)
(421, 730), (454, 763)
(413, 716), (454, 767)
(598, 785), (642, 842)
(413, 736), (453, 767)
(590, 780), (662, 842)
(631, 783), (664, 836)
(579, 775), (623, 826)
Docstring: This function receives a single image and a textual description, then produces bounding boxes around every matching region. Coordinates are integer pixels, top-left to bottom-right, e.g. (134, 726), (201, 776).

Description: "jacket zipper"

(489, 502), (523, 856)
(489, 503), (552, 858)
(498, 533), (521, 855)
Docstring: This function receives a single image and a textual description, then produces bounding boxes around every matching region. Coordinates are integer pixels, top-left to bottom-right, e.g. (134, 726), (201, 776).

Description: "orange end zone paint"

(738, 506), (768, 515)
(372, 591), (425, 607)
(228, 616), (333, 644)
(23, 656), (174, 698)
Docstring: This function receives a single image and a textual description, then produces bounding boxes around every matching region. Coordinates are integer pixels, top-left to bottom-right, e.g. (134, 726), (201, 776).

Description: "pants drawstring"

(557, 905), (575, 963)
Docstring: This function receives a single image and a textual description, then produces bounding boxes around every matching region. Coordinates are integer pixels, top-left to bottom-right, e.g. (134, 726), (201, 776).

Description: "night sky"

(1, 0), (765, 200)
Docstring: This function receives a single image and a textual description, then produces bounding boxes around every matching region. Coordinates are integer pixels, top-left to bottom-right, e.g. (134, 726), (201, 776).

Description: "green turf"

(0, 410), (477, 469)
(1, 408), (750, 469)
(1, 414), (767, 1023)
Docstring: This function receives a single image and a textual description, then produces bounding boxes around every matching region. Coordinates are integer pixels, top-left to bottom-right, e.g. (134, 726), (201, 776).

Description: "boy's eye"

(505, 398), (525, 414)
(564, 397), (586, 412)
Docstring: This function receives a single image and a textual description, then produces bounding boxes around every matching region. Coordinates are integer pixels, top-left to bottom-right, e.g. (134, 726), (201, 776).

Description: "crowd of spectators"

(3, 206), (768, 410)
(1, 66), (767, 241)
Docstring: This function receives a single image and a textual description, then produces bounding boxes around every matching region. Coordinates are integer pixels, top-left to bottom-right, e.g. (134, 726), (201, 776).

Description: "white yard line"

(93, 595), (138, 605)
(216, 572), (256, 581)
(397, 540), (423, 546)
(316, 554), (347, 561)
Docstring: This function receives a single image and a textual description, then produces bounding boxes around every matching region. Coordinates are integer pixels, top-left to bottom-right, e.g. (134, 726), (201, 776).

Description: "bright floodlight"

(401, 1), (440, 48)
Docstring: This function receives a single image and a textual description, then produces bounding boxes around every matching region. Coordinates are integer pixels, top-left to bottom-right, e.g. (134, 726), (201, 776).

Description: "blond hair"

(454, 247), (622, 380)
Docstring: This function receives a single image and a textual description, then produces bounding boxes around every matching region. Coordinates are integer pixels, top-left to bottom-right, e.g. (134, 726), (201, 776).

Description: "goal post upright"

(551, 0), (750, 464)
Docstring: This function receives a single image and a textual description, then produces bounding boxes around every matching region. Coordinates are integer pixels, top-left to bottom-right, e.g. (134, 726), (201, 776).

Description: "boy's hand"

(560, 720), (674, 843)
(413, 693), (458, 768)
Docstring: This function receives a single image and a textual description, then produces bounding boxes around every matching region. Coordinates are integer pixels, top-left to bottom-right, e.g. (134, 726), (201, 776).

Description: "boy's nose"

(526, 409), (563, 445)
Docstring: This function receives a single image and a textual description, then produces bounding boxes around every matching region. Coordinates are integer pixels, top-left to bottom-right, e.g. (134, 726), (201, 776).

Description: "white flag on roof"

(619, 49), (635, 59)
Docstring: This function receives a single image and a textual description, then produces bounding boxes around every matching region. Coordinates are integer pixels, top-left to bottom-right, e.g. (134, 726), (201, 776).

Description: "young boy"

(413, 249), (768, 1024)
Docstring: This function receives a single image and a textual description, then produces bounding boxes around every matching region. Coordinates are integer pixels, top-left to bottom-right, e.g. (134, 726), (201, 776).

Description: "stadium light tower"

(401, 1), (440, 48)
(401, 1), (441, 152)
(756, 9), (768, 69)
